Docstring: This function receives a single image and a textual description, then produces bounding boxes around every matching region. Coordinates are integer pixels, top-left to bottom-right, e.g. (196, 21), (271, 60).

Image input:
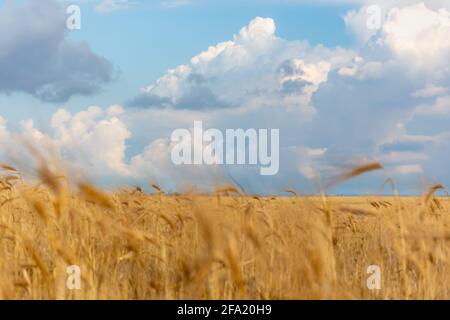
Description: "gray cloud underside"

(0, 0), (114, 103)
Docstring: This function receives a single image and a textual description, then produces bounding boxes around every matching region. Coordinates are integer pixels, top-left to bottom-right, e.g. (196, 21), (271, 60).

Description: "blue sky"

(0, 0), (450, 195)
(69, 0), (354, 108)
(0, 1), (353, 125)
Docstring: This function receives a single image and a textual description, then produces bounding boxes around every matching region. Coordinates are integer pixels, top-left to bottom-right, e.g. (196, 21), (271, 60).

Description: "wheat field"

(0, 161), (449, 300)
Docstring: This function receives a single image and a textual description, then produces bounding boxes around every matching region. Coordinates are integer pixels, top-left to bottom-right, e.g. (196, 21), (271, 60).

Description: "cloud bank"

(126, 3), (450, 193)
(2, 1), (450, 194)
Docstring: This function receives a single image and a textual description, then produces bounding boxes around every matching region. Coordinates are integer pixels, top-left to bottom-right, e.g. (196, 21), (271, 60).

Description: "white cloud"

(3, 4), (450, 193)
(87, 8), (450, 192)
(3, 106), (132, 177)
(394, 164), (423, 174)
(131, 16), (354, 116)
(0, 105), (227, 190)
(129, 138), (172, 179)
(413, 85), (448, 97)
(382, 3), (450, 65)
(344, 2), (450, 76)
(298, 164), (318, 180)
(51, 106), (132, 175)
(121, 10), (450, 192)
(412, 95), (450, 116)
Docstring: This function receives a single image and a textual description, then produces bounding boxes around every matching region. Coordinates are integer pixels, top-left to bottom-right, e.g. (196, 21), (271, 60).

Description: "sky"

(0, 0), (449, 195)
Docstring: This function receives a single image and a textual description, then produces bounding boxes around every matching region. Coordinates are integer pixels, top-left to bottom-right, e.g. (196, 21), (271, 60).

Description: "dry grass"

(0, 163), (449, 300)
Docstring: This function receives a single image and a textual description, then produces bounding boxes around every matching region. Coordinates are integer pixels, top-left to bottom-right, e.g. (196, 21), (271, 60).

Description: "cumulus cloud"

(3, 2), (450, 194)
(342, 3), (450, 81)
(345, 2), (450, 65)
(120, 7), (450, 193)
(344, 0), (450, 43)
(51, 106), (131, 175)
(0, 104), (226, 190)
(323, 3), (450, 172)
(128, 127), (227, 190)
(0, 0), (114, 102)
(129, 16), (354, 117)
(382, 3), (450, 66)
(0, 106), (131, 178)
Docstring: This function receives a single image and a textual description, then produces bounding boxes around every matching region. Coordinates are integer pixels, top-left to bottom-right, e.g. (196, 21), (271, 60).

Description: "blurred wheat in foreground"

(0, 163), (449, 300)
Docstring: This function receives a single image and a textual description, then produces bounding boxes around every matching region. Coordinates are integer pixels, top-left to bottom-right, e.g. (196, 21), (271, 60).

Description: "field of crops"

(0, 161), (448, 300)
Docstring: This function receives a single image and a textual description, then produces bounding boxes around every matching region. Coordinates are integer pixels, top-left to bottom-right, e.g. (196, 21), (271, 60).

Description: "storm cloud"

(0, 0), (114, 103)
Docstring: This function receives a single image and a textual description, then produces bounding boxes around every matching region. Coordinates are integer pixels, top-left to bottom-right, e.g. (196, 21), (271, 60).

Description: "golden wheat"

(0, 162), (448, 300)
